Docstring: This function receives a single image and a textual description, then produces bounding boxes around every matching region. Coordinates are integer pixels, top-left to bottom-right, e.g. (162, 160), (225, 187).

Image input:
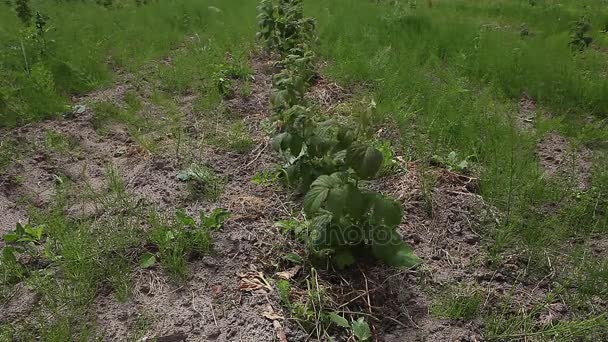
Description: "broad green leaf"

(372, 195), (402, 227)
(203, 208), (231, 230)
(304, 174), (343, 214)
(333, 249), (355, 269)
(371, 226), (422, 268)
(282, 253), (303, 264)
(325, 185), (347, 218)
(175, 210), (195, 227)
(139, 252), (156, 269)
(336, 128), (354, 151)
(352, 317), (372, 341)
(3, 233), (19, 243)
(25, 225), (44, 240)
(272, 132), (290, 151)
(346, 144), (383, 180)
(329, 312), (350, 328)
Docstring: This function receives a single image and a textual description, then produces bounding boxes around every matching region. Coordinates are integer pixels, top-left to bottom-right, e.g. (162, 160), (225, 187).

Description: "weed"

(106, 256), (133, 302)
(44, 130), (79, 156)
(176, 164), (225, 200)
(431, 151), (474, 174)
(206, 120), (254, 152)
(431, 287), (482, 320)
(148, 209), (230, 280)
(374, 140), (399, 175)
(252, 169), (281, 186)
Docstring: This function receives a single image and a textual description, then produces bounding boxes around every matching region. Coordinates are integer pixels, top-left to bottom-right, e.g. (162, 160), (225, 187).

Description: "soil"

(537, 132), (592, 190)
(517, 94), (593, 190)
(0, 56), (575, 341)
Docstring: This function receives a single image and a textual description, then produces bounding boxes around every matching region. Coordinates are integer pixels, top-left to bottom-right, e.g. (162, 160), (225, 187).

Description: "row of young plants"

(256, 0), (420, 269)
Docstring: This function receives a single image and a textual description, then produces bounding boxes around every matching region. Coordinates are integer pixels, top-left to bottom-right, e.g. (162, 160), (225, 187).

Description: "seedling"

(329, 314), (372, 342)
(1, 222), (44, 287)
(431, 151), (474, 173)
(252, 169), (281, 186)
(374, 140), (399, 175)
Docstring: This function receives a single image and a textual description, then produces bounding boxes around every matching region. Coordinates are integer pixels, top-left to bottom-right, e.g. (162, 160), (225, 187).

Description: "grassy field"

(1, 0), (607, 341)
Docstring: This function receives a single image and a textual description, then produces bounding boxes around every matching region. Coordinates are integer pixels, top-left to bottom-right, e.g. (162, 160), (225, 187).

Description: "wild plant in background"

(569, 16), (593, 51)
(257, 0), (279, 50)
(256, 0), (316, 54)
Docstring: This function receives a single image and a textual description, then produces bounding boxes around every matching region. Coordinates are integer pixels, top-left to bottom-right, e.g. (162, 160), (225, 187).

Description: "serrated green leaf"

(329, 312), (350, 328)
(346, 144), (383, 180)
(325, 185), (347, 218)
(352, 317), (372, 341)
(372, 195), (402, 227)
(371, 226), (422, 268)
(139, 252), (156, 269)
(304, 174), (343, 214)
(175, 210), (196, 227)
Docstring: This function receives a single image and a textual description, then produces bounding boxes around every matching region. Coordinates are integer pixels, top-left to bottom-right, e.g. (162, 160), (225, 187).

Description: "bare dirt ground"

(1, 56), (584, 341)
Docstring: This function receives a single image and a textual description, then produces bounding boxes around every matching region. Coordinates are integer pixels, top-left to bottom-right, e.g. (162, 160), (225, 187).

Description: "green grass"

(305, 0), (608, 337)
(0, 167), (145, 339)
(0, 0), (257, 126)
(431, 287), (483, 320)
(305, 0), (608, 263)
(1, 0), (607, 339)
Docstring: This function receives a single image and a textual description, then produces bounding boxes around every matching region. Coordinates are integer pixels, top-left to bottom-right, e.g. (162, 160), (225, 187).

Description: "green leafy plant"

(147, 209), (230, 279)
(0, 223), (44, 289)
(303, 172), (421, 268)
(252, 169), (281, 186)
(213, 69), (234, 98)
(256, 0), (279, 50)
(431, 151), (473, 173)
(257, 0), (419, 269)
(374, 140), (399, 175)
(256, 0), (316, 54)
(329, 313), (372, 341)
